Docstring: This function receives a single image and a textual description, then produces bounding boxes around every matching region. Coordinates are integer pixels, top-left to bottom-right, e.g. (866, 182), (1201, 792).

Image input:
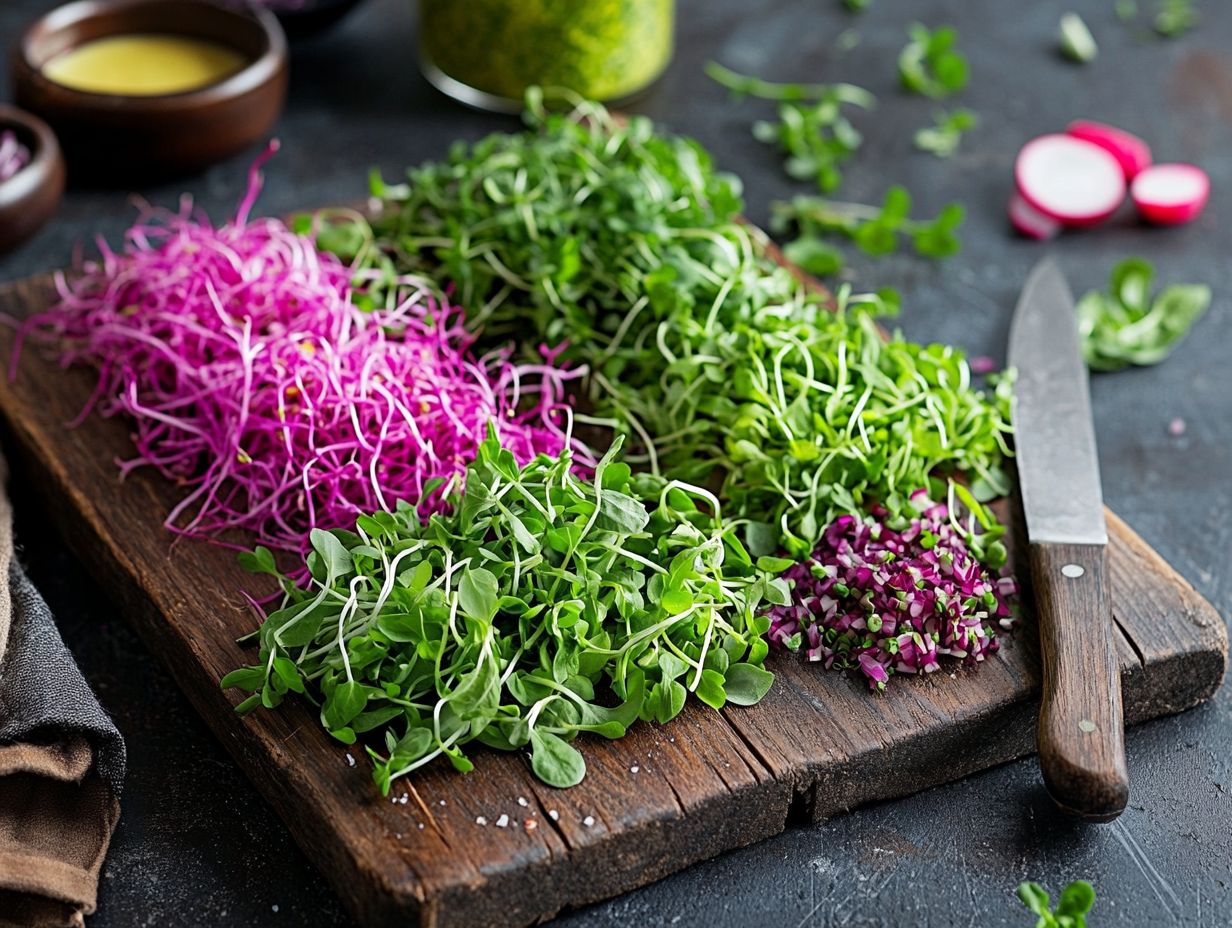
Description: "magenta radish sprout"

(1007, 193), (1062, 241)
(1015, 133), (1126, 227)
(0, 130), (31, 183)
(1066, 120), (1152, 181)
(1131, 163), (1210, 225)
(766, 490), (1016, 691)
(13, 143), (594, 554)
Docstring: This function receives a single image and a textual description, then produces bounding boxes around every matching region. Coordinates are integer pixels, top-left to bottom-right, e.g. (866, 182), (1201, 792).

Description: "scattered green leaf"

(1016, 880), (1096, 927)
(1077, 258), (1211, 370)
(1059, 12), (1099, 63)
(898, 24), (970, 99)
(914, 108), (978, 158)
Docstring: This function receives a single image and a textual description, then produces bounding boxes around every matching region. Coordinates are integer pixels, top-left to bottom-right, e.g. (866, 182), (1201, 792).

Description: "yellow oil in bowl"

(42, 34), (247, 96)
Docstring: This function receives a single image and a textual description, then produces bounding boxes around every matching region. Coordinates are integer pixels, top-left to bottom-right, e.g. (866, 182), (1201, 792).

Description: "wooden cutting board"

(0, 273), (1225, 928)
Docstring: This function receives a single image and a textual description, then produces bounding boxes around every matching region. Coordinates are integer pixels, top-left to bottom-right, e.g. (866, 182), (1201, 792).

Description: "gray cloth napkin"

(0, 470), (126, 928)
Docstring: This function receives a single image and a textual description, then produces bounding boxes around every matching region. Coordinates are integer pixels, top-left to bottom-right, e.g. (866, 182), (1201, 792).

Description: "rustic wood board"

(0, 273), (1225, 928)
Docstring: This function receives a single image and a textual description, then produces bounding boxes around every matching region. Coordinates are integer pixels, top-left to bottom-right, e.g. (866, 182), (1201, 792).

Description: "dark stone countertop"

(1, 0), (1230, 925)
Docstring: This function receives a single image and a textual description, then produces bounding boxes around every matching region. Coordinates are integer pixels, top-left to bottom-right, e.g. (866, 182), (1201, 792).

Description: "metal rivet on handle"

(1061, 564), (1085, 578)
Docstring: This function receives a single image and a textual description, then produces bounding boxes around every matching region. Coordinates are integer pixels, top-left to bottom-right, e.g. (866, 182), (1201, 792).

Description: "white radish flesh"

(1066, 120), (1152, 180)
(1131, 163), (1210, 225)
(1014, 134), (1126, 227)
(1007, 193), (1062, 240)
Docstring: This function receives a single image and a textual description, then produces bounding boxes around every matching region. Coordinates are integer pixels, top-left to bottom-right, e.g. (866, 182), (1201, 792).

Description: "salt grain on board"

(517, 796), (528, 807)
(496, 814), (510, 828)
(476, 816), (488, 826)
(345, 753), (355, 767)
(582, 816), (595, 827)
(548, 809), (560, 821)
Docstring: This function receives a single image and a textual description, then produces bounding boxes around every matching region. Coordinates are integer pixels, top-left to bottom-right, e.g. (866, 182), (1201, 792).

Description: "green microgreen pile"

(1077, 257), (1211, 371)
(223, 428), (785, 792)
(318, 97), (1012, 561)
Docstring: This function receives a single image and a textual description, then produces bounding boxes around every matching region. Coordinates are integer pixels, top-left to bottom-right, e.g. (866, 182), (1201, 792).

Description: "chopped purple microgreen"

(766, 488), (1017, 690)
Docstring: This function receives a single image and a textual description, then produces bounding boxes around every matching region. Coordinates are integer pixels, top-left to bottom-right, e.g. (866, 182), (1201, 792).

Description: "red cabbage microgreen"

(14, 143), (593, 554)
(0, 129), (31, 183)
(766, 487), (1016, 690)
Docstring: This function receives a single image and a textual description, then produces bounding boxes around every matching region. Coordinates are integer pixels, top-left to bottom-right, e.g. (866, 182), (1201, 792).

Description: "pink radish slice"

(1015, 134), (1126, 227)
(1066, 120), (1152, 180)
(1008, 193), (1061, 240)
(1131, 163), (1209, 225)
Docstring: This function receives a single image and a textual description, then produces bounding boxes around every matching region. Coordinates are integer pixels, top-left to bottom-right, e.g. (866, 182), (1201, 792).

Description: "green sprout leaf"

(1077, 258), (1211, 370)
(914, 108), (978, 158)
(899, 24), (970, 99)
(1059, 12), (1099, 63)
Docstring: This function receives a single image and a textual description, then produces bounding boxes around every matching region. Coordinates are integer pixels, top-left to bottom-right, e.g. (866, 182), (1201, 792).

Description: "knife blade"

(1009, 258), (1129, 822)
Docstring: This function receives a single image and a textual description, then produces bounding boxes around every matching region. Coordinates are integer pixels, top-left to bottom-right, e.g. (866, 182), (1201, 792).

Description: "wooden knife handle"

(1029, 541), (1129, 822)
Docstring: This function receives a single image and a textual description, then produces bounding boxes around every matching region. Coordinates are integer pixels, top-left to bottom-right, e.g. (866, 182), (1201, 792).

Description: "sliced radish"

(1014, 133), (1126, 227)
(1131, 163), (1209, 225)
(1066, 120), (1152, 180)
(1008, 193), (1062, 240)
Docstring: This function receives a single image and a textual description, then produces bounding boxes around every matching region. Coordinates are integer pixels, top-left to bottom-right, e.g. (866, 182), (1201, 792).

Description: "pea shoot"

(223, 428), (787, 792)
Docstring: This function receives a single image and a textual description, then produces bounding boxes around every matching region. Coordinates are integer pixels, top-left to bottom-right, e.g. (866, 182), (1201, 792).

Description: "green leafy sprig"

(1077, 258), (1211, 370)
(772, 186), (967, 274)
(223, 429), (786, 792)
(914, 108), (978, 158)
(1017, 880), (1096, 928)
(898, 24), (970, 98)
(706, 62), (876, 193)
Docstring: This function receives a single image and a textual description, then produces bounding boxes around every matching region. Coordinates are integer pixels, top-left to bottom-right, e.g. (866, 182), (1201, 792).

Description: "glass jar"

(419, 0), (675, 113)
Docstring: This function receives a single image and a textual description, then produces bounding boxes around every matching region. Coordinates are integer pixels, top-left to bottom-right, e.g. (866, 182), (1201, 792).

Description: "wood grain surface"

(0, 273), (1225, 928)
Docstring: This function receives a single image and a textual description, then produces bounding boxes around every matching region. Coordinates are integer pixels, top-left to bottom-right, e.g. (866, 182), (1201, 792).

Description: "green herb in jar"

(419, 0), (674, 108)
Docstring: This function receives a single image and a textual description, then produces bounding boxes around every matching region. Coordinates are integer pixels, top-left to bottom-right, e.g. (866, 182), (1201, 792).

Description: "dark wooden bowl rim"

(0, 104), (64, 217)
(14, 0), (286, 112)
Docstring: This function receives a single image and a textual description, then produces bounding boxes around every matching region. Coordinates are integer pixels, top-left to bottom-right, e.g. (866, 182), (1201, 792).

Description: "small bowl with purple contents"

(0, 105), (66, 255)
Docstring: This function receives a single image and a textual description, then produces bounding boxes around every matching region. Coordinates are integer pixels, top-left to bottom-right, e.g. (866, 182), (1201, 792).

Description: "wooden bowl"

(11, 0), (289, 181)
(0, 105), (66, 255)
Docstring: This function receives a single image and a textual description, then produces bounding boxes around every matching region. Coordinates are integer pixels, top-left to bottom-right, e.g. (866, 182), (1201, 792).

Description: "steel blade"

(1008, 258), (1108, 545)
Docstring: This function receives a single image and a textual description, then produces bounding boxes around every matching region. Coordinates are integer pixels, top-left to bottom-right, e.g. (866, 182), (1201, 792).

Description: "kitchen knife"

(1008, 258), (1129, 822)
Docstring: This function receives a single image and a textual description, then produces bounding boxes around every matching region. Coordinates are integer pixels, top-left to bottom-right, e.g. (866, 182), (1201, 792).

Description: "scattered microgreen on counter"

(771, 187), (967, 272)
(1077, 258), (1211, 370)
(223, 429), (786, 790)
(706, 62), (876, 192)
(914, 108), (978, 157)
(323, 97), (1012, 560)
(1059, 13), (1099, 63)
(898, 24), (970, 99)
(1017, 880), (1096, 928)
